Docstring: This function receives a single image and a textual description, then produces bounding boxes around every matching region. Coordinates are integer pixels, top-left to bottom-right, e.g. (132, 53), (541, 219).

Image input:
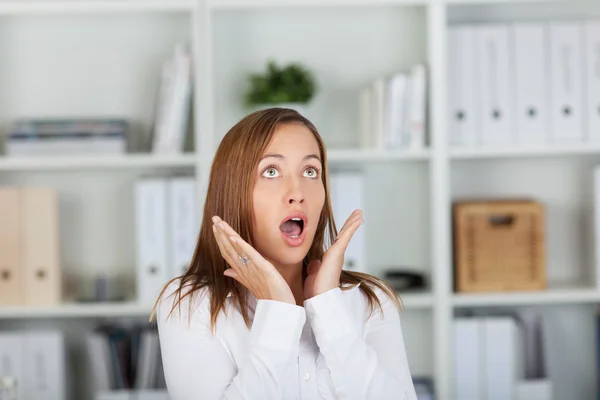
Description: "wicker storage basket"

(453, 199), (546, 293)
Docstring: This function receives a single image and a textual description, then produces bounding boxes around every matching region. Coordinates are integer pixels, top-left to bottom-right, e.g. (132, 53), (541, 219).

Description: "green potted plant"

(245, 60), (316, 114)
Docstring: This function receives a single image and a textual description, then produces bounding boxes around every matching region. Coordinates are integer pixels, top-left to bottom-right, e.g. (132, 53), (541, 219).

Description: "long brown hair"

(151, 108), (402, 329)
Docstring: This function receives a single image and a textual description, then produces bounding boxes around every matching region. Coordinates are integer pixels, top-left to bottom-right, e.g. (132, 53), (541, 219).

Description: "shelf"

(208, 0), (428, 10)
(0, 153), (197, 171)
(398, 291), (434, 309)
(0, 293), (433, 319)
(0, 0), (194, 14)
(450, 143), (600, 160)
(452, 285), (600, 307)
(0, 301), (151, 319)
(327, 148), (430, 163)
(447, 0), (571, 4)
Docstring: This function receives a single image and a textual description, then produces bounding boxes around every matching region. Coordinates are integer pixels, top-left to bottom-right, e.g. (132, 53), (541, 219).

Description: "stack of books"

(5, 118), (128, 157)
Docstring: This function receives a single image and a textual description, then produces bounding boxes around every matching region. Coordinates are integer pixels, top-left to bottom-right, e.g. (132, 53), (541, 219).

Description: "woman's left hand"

(304, 209), (364, 299)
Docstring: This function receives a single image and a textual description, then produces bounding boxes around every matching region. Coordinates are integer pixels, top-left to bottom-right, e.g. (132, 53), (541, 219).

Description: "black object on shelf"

(384, 269), (427, 292)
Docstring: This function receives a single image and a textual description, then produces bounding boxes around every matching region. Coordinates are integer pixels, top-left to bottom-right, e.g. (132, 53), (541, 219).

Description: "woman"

(153, 108), (418, 400)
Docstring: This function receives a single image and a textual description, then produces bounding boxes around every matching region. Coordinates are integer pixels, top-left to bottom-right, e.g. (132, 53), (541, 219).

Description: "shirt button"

(304, 372), (310, 380)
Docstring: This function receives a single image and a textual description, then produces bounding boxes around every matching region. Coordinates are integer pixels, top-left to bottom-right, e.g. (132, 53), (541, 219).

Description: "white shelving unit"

(0, 0), (599, 399)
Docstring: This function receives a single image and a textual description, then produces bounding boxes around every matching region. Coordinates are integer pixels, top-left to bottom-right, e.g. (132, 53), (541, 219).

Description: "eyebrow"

(260, 153), (322, 163)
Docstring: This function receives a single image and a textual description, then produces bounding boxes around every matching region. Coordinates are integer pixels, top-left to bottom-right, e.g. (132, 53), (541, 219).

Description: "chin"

(277, 247), (310, 267)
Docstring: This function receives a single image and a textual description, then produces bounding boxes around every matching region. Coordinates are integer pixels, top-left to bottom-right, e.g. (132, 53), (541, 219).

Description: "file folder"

(549, 22), (584, 141)
(475, 24), (515, 145)
(21, 187), (62, 306)
(448, 25), (478, 146)
(513, 23), (549, 144)
(135, 178), (170, 305)
(0, 188), (23, 306)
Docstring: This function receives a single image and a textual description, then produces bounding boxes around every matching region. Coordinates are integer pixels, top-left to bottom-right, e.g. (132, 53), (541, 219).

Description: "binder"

(549, 22), (584, 141)
(22, 331), (66, 400)
(584, 21), (600, 142)
(135, 178), (170, 305)
(168, 177), (198, 278)
(0, 188), (23, 306)
(453, 318), (483, 400)
(405, 64), (427, 150)
(329, 172), (366, 273)
(513, 23), (549, 144)
(475, 24), (516, 145)
(21, 188), (62, 306)
(482, 317), (524, 400)
(0, 333), (24, 400)
(448, 25), (478, 147)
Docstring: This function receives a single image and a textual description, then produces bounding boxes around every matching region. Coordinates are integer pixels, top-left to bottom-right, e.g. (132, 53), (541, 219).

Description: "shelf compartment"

(450, 143), (600, 160)
(0, 301), (151, 319)
(327, 148), (430, 163)
(0, 0), (194, 15)
(209, 0), (428, 9)
(452, 284), (600, 307)
(0, 153), (196, 171)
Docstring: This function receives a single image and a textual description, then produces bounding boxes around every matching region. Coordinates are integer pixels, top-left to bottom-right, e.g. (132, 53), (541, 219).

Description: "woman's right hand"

(212, 216), (297, 306)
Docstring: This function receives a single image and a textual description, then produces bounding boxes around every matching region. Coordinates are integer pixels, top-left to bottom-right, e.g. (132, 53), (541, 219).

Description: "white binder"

(329, 172), (366, 274)
(135, 178), (170, 305)
(475, 24), (515, 145)
(22, 330), (66, 400)
(549, 22), (584, 141)
(513, 23), (549, 144)
(0, 333), (24, 400)
(453, 318), (483, 400)
(482, 317), (524, 400)
(448, 25), (477, 147)
(584, 21), (600, 142)
(168, 176), (198, 278)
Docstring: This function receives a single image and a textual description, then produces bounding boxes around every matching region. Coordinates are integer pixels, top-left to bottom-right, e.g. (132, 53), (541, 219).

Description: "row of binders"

(359, 64), (427, 151)
(0, 330), (66, 400)
(86, 325), (166, 395)
(0, 187), (62, 306)
(135, 176), (198, 305)
(449, 20), (600, 147)
(454, 314), (552, 400)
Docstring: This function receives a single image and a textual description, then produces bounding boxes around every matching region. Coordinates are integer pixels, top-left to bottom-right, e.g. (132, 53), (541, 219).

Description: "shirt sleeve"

(156, 284), (307, 400)
(304, 286), (418, 400)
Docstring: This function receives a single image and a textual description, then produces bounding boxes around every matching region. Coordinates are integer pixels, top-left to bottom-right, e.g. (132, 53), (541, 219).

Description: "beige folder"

(21, 188), (62, 305)
(0, 188), (24, 305)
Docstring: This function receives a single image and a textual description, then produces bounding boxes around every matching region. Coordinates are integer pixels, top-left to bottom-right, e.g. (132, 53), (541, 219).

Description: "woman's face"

(252, 122), (325, 268)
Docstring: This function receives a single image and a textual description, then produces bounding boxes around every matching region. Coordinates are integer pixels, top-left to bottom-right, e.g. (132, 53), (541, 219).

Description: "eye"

(304, 166), (319, 179)
(262, 166), (280, 178)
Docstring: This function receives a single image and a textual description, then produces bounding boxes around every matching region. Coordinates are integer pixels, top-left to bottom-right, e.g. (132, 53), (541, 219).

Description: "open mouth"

(280, 217), (304, 239)
(279, 212), (307, 242)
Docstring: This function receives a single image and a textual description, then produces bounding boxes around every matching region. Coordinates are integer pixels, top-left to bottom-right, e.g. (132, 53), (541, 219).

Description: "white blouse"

(156, 280), (418, 400)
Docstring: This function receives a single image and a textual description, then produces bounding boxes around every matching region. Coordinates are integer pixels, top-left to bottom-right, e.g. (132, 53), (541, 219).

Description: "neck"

(273, 261), (304, 306)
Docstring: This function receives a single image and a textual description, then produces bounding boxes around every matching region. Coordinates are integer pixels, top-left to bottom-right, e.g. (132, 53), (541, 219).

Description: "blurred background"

(0, 0), (598, 399)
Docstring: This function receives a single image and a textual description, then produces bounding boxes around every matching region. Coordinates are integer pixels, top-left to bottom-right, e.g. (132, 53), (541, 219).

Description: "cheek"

(252, 182), (278, 226)
(306, 181), (325, 211)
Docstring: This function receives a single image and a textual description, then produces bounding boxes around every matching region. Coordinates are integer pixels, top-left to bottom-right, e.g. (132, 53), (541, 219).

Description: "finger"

(336, 209), (363, 239)
(213, 223), (247, 274)
(214, 222), (249, 271)
(223, 268), (239, 280)
(334, 216), (363, 249)
(217, 220), (269, 267)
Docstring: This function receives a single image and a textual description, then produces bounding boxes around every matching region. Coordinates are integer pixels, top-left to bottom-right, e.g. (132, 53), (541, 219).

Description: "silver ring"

(238, 255), (250, 265)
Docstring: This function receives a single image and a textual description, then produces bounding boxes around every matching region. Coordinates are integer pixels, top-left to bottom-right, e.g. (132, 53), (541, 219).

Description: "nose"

(286, 177), (304, 204)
